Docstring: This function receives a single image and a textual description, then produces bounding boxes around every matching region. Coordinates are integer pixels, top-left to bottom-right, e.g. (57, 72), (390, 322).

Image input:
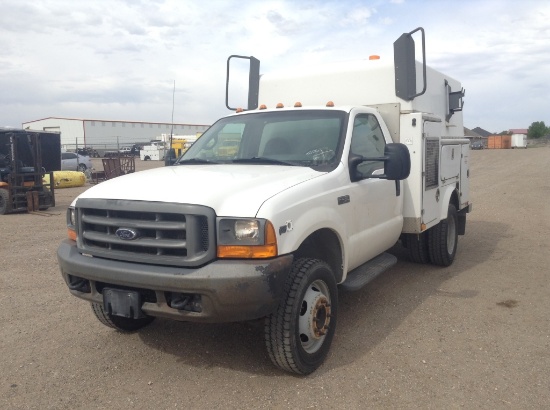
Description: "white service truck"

(140, 141), (166, 161)
(58, 28), (471, 374)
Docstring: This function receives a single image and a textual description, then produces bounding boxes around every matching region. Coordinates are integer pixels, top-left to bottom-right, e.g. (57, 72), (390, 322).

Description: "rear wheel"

(77, 163), (87, 172)
(91, 303), (155, 332)
(265, 258), (338, 375)
(428, 203), (458, 266)
(403, 232), (430, 264)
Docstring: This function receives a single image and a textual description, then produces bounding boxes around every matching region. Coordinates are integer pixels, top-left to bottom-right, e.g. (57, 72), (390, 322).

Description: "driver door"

(346, 113), (403, 270)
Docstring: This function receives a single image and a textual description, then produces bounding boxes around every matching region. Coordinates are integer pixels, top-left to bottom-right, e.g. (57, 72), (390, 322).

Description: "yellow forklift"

(0, 128), (60, 215)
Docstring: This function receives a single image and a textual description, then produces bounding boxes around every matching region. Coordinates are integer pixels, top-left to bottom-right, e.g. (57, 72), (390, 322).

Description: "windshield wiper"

(176, 158), (218, 165)
(232, 157), (296, 166)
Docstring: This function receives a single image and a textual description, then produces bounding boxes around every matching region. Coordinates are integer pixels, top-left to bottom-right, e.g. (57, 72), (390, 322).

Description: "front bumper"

(57, 240), (293, 323)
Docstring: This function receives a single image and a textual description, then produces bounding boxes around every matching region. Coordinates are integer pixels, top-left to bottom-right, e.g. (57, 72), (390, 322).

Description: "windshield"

(177, 110), (346, 169)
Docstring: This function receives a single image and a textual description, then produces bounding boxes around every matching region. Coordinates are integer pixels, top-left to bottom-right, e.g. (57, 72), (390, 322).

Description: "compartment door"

(460, 143), (470, 209)
(422, 121), (441, 227)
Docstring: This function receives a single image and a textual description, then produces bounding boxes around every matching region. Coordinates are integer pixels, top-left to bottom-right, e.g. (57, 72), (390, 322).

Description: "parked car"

(61, 152), (93, 172)
(77, 147), (100, 158)
(119, 147), (132, 155)
(118, 145), (141, 156)
(470, 140), (484, 150)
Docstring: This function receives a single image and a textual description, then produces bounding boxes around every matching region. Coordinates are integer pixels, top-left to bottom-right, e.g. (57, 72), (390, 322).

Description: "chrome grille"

(75, 199), (216, 267)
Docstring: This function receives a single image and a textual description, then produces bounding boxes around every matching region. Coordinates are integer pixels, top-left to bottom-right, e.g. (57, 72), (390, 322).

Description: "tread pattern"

(91, 302), (119, 329)
(264, 258), (336, 375)
(428, 204), (458, 267)
(404, 232), (430, 264)
(265, 259), (311, 373)
(91, 302), (154, 332)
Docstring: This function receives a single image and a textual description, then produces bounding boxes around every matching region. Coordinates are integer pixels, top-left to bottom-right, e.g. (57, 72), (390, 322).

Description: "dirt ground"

(1, 148), (549, 409)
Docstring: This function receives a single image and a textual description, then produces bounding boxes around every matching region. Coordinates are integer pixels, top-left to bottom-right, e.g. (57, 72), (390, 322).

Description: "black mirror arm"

(348, 154), (365, 182)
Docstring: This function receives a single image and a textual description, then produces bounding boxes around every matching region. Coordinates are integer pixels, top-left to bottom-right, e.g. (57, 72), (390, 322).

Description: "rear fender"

(439, 186), (459, 221)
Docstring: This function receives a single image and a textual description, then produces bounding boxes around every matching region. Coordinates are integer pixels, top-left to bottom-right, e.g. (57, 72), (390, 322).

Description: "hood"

(77, 164), (325, 216)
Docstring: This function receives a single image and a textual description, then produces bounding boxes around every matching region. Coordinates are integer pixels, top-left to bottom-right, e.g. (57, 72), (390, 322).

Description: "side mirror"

(380, 143), (411, 180)
(394, 27), (426, 101)
(349, 143), (410, 182)
(225, 55), (260, 111)
(164, 148), (177, 166)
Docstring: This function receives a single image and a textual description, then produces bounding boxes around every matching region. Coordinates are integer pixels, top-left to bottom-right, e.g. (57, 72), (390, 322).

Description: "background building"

(23, 117), (210, 151)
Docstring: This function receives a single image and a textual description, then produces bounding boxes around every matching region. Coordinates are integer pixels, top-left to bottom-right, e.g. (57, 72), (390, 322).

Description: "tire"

(0, 188), (9, 215)
(91, 302), (154, 332)
(403, 232), (430, 264)
(264, 258), (338, 375)
(77, 163), (87, 172)
(39, 191), (53, 211)
(428, 203), (458, 266)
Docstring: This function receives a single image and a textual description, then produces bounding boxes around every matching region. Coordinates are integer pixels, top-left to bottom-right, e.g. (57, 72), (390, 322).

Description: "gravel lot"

(1, 148), (549, 409)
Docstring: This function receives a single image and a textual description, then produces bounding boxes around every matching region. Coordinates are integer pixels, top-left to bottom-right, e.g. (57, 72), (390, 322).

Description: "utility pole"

(170, 80), (175, 151)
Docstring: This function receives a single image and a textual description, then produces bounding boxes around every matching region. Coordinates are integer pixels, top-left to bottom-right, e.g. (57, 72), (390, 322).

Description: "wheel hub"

(298, 280), (332, 354)
(312, 297), (331, 337)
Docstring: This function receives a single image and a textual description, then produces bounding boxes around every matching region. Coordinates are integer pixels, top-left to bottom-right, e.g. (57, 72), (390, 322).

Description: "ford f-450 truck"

(58, 28), (471, 374)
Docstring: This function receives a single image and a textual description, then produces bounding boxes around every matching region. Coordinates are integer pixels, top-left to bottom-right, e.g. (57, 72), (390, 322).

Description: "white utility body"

(140, 141), (167, 161)
(58, 28), (471, 375)
(259, 59), (470, 236)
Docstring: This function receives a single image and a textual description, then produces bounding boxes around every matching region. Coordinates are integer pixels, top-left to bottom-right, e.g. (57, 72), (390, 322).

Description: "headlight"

(217, 218), (277, 258)
(68, 207), (76, 227)
(234, 220), (260, 241)
(67, 207), (77, 241)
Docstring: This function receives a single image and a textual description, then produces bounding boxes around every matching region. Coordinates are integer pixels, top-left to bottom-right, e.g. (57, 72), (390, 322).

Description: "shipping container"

(487, 135), (511, 149)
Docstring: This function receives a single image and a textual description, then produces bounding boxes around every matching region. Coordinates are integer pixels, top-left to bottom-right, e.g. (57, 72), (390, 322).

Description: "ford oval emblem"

(115, 227), (139, 240)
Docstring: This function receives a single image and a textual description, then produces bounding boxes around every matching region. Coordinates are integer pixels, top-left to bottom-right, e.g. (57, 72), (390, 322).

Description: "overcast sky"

(1, 0), (549, 133)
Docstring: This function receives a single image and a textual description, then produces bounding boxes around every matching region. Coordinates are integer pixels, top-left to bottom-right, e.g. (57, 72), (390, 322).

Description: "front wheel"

(428, 203), (458, 266)
(91, 303), (155, 332)
(264, 258), (338, 375)
(77, 163), (87, 172)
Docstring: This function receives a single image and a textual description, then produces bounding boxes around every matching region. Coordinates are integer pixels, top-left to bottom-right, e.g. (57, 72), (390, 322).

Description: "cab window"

(349, 114), (386, 178)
